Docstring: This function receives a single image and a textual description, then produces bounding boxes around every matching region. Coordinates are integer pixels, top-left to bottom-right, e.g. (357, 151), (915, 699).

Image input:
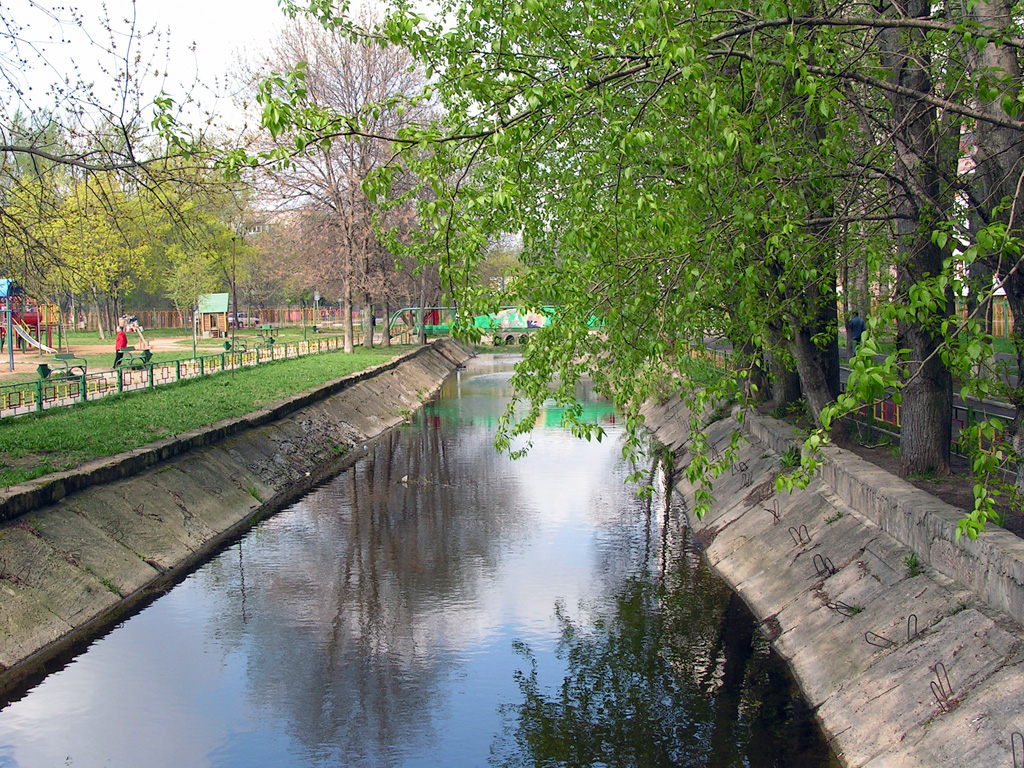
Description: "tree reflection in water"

(0, 356), (838, 768)
(495, 483), (837, 768)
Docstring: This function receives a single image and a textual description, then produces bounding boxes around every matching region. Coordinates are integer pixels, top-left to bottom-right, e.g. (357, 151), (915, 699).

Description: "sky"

(7, 0), (293, 127)
(138, 0), (288, 76)
(134, 0), (290, 126)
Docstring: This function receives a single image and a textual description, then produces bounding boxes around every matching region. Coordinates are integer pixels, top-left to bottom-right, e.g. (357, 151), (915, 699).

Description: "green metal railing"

(0, 335), (350, 420)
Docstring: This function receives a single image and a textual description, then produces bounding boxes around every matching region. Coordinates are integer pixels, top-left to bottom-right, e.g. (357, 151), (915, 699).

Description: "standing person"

(849, 311), (866, 354)
(113, 321), (128, 367)
(125, 314), (148, 348)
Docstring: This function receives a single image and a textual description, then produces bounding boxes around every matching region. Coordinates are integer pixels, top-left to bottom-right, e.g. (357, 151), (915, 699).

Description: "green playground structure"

(389, 306), (600, 346)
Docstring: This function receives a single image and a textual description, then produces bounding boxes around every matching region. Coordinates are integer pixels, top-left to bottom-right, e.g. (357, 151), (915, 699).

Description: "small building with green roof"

(198, 293), (229, 338)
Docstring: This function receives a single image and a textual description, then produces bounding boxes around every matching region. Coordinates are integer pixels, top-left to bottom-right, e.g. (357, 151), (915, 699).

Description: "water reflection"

(495, 519), (836, 767)
(0, 353), (835, 767)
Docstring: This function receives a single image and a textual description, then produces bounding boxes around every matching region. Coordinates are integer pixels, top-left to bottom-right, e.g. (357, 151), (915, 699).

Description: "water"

(0, 353), (838, 767)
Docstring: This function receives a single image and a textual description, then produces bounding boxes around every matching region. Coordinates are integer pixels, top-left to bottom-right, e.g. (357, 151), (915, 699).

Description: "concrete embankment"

(642, 396), (1024, 768)
(0, 339), (473, 694)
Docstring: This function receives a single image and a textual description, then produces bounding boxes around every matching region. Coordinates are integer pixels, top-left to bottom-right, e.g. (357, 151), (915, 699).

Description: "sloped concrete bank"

(641, 396), (1024, 768)
(0, 338), (473, 695)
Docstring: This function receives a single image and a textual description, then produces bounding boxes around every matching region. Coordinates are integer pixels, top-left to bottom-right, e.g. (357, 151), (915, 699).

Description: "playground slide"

(11, 321), (56, 353)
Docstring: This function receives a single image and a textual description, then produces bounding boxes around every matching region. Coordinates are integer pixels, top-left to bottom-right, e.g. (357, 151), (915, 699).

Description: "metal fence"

(0, 335), (356, 420)
(688, 345), (1008, 457)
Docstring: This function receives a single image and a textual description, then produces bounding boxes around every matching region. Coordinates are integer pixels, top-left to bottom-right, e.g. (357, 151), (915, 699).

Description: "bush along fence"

(0, 336), (351, 420)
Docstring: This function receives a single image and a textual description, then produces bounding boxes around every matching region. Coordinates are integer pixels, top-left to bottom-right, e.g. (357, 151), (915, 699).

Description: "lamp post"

(231, 237), (237, 360)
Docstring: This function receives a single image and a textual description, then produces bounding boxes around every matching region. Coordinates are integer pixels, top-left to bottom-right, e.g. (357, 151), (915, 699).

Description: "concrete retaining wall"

(0, 339), (473, 694)
(0, 340), (472, 524)
(742, 411), (1024, 629)
(641, 395), (1024, 768)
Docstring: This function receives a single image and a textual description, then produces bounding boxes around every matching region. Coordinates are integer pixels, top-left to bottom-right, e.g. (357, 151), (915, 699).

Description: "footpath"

(0, 339), (473, 694)
(642, 396), (1024, 768)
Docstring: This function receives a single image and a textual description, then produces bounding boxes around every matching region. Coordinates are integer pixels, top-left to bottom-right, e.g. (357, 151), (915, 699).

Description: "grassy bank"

(0, 327), (364, 384)
(0, 346), (411, 486)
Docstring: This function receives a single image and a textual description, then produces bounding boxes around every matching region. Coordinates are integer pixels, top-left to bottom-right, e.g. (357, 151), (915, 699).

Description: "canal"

(0, 353), (838, 767)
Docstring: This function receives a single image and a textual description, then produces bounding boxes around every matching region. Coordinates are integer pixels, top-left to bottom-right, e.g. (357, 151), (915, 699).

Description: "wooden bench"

(115, 346), (153, 369)
(38, 353), (88, 379)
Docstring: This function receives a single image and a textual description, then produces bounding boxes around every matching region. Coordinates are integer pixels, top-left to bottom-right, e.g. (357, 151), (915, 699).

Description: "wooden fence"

(74, 307), (365, 332)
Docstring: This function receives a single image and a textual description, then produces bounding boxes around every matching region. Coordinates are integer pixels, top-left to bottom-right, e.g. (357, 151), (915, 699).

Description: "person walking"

(113, 321), (128, 367)
(849, 311), (866, 354)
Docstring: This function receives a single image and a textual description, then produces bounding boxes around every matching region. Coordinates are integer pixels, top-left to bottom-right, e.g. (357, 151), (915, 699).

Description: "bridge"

(390, 306), (553, 346)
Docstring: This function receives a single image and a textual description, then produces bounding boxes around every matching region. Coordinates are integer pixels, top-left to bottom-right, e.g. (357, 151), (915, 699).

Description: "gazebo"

(197, 293), (229, 338)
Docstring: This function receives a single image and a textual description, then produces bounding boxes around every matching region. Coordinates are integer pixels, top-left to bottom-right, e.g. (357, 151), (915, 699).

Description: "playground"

(0, 299), (561, 422)
(0, 279), (65, 363)
(0, 299), (405, 386)
(0, 293), (424, 423)
(0, 280), (154, 380)
(0, 301), (555, 383)
(0, 327), (214, 382)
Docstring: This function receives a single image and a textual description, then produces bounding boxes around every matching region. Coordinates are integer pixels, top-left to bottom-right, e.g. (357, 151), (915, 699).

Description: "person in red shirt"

(113, 321), (128, 367)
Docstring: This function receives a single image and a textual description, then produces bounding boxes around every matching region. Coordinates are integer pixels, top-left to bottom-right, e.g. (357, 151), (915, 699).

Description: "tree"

(258, 0), (1024, 531)
(5, 4), (182, 165)
(0, 0), (240, 321)
(55, 172), (153, 333)
(240, 16), (428, 351)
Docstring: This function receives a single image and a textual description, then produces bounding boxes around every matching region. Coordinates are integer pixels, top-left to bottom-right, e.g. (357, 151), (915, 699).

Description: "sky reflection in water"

(0, 353), (835, 768)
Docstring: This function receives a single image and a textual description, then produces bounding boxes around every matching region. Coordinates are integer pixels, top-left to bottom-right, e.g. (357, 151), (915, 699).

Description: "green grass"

(0, 329), (353, 385)
(677, 353), (729, 388)
(780, 445), (801, 468)
(0, 345), (410, 487)
(904, 551), (922, 577)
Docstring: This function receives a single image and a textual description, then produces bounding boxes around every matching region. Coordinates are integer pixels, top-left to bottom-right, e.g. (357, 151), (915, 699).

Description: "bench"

(256, 325), (275, 347)
(115, 346), (153, 369)
(38, 353), (88, 379)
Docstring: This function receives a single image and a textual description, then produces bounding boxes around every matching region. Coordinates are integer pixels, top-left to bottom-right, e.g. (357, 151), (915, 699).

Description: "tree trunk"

(382, 300), (391, 348)
(963, 0), (1024, 485)
(363, 295), (374, 349)
(842, 245), (851, 355)
(418, 271), (428, 346)
(92, 285), (106, 341)
(729, 337), (769, 404)
(849, 223), (871, 327)
(770, 356), (802, 412)
(343, 281), (354, 353)
(1002, 271), (1024, 488)
(785, 291), (841, 431)
(767, 235), (841, 432)
(879, 0), (954, 475)
(763, 301), (803, 413)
